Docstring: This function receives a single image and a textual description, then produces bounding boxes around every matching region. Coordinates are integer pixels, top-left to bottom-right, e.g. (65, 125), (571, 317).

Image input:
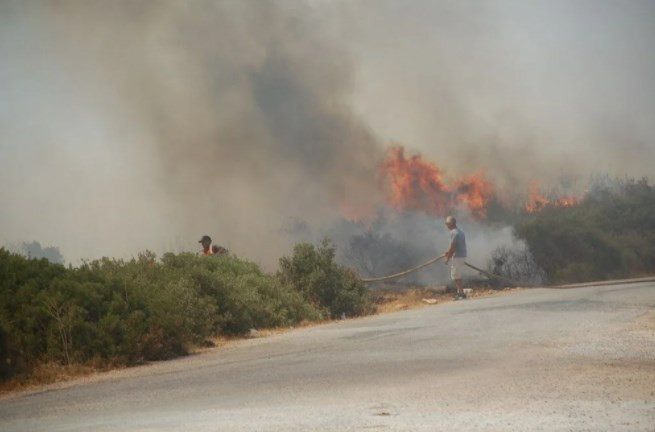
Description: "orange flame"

(452, 174), (495, 218)
(339, 146), (583, 221)
(554, 196), (579, 208)
(524, 181), (550, 213)
(380, 146), (493, 218)
(524, 180), (580, 213)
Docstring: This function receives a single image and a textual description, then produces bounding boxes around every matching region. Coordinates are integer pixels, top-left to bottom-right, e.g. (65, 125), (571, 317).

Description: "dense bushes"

(0, 242), (372, 381)
(7, 178), (651, 382)
(515, 178), (655, 284)
(278, 240), (374, 318)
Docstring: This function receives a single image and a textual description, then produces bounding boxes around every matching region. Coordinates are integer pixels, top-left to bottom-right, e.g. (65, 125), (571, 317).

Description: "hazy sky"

(348, 0), (655, 186)
(1, 0), (654, 265)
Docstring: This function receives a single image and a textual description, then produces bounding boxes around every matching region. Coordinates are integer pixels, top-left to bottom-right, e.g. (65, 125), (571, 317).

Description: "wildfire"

(452, 174), (495, 216)
(554, 196), (579, 208)
(524, 181), (550, 213)
(340, 145), (582, 222)
(380, 146), (493, 218)
(524, 180), (580, 213)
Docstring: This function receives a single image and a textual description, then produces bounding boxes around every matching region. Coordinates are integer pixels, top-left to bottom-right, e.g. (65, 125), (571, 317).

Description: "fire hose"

(360, 254), (530, 286)
(360, 254), (447, 283)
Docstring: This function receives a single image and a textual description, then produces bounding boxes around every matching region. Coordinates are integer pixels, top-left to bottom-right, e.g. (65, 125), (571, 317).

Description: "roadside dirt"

(372, 284), (521, 313)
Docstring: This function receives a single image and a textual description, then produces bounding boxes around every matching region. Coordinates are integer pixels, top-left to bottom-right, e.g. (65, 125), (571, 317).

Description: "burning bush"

(380, 146), (493, 219)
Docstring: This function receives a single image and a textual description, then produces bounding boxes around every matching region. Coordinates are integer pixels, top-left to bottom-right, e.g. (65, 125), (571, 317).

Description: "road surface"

(1, 281), (654, 431)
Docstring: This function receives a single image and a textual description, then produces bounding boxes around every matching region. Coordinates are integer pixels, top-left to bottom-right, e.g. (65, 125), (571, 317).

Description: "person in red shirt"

(199, 235), (213, 256)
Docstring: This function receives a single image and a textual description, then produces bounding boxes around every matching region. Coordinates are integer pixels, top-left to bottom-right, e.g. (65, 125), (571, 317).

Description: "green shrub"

(515, 177), (655, 284)
(0, 239), (372, 382)
(277, 239), (375, 318)
(0, 248), (323, 380)
(160, 253), (321, 334)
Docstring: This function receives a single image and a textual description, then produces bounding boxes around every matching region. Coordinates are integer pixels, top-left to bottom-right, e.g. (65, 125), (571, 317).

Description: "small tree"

(41, 295), (75, 365)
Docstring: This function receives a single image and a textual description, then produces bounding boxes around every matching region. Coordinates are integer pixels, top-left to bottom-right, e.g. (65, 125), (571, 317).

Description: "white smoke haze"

(1, 1), (654, 268)
(321, 210), (526, 286)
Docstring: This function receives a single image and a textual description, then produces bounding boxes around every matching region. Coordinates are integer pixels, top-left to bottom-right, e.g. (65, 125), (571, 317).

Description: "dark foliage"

(278, 239), (375, 318)
(515, 177), (655, 284)
(0, 249), (327, 380)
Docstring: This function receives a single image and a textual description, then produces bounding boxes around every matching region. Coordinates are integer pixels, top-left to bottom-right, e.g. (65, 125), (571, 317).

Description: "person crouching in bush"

(199, 235), (213, 256)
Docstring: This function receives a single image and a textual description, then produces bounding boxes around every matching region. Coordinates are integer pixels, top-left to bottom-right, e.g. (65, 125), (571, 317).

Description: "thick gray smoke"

(0, 1), (386, 265)
(348, 0), (655, 196)
(1, 1), (654, 267)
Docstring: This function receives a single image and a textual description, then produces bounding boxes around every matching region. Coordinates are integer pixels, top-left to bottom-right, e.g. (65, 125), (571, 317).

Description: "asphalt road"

(2, 281), (654, 431)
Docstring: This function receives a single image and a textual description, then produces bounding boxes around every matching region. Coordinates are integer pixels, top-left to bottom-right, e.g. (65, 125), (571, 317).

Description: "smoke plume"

(0, 1), (386, 265)
(1, 1), (654, 267)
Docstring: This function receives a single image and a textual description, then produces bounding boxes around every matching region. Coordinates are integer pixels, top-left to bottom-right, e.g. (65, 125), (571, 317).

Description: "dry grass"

(372, 286), (450, 313)
(371, 284), (518, 314)
(0, 362), (115, 396)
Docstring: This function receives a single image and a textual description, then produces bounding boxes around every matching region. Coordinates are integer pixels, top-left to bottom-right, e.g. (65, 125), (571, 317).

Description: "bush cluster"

(278, 240), (374, 318)
(515, 178), (655, 284)
(0, 241), (372, 380)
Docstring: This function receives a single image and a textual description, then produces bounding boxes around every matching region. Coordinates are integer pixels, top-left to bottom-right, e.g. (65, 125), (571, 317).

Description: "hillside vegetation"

(515, 178), (655, 284)
(2, 178), (653, 385)
(0, 240), (372, 382)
